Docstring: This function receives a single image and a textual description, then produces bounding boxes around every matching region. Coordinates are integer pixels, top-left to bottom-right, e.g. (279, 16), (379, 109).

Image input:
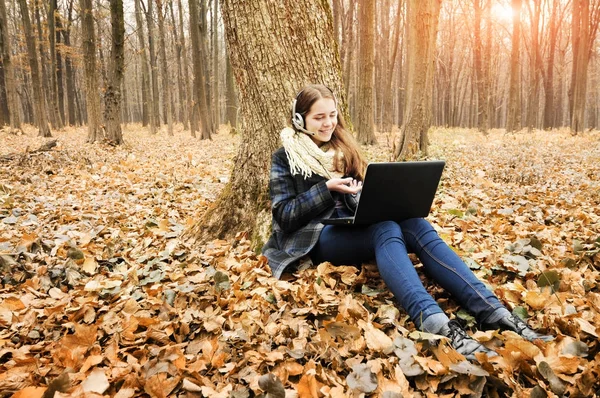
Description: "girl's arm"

(269, 151), (335, 233)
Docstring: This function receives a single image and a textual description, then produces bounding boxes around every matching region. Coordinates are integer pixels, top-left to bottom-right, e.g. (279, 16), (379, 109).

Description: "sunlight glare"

(491, 3), (514, 21)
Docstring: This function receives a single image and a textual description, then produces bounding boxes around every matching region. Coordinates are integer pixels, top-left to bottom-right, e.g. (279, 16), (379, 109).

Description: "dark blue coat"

(263, 147), (358, 278)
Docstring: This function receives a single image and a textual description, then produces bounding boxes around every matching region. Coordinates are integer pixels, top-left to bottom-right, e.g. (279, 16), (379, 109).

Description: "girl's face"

(304, 98), (338, 146)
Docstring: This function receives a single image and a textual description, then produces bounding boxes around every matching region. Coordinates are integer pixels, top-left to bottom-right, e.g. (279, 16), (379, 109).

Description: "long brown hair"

(292, 84), (367, 180)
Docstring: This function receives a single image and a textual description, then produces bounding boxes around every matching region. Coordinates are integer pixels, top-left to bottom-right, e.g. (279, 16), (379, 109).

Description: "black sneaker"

(440, 320), (498, 361)
(483, 314), (554, 342)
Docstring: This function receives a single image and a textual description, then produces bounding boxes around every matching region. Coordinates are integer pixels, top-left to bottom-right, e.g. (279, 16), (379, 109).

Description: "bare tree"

(188, 0), (212, 139)
(0, 0), (21, 132)
(156, 0), (173, 136)
(506, 0), (522, 133)
(48, 0), (63, 128)
(356, 0), (376, 144)
(394, 0), (441, 159)
(103, 0), (125, 145)
(17, 0), (51, 137)
(134, 0), (154, 132)
(80, 0), (102, 141)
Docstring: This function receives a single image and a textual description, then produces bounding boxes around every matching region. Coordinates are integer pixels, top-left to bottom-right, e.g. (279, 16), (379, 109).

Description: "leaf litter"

(1, 125), (600, 397)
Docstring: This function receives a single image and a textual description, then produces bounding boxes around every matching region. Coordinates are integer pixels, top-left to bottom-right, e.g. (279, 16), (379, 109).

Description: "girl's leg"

(312, 221), (499, 358)
(399, 218), (508, 323)
(311, 221), (448, 330)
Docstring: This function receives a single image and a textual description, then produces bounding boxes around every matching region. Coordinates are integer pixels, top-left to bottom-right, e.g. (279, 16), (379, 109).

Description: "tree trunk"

(570, 0), (597, 133)
(135, 0), (153, 131)
(356, 0), (376, 144)
(473, 0), (489, 133)
(103, 0), (124, 145)
(183, 0), (345, 247)
(17, 0), (51, 137)
(506, 0), (522, 133)
(177, 0), (192, 134)
(0, 0), (21, 132)
(225, 51), (238, 130)
(156, 0), (173, 136)
(145, 0), (161, 131)
(62, 0), (77, 126)
(212, 0), (220, 129)
(200, 0), (214, 136)
(189, 0), (212, 140)
(543, 1), (560, 129)
(48, 0), (63, 128)
(169, 0), (188, 129)
(394, 0), (441, 160)
(80, 0), (102, 141)
(54, 2), (66, 125)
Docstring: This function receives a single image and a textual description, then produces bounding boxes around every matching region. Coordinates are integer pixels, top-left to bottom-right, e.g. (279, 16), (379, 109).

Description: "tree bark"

(543, 0), (560, 129)
(145, 0), (161, 131)
(62, 0), (78, 126)
(189, 0), (212, 139)
(103, 0), (125, 145)
(473, 0), (489, 133)
(183, 0), (345, 247)
(17, 0), (51, 137)
(177, 0), (193, 134)
(156, 0), (173, 136)
(506, 0), (522, 133)
(48, 0), (63, 128)
(212, 0), (220, 129)
(394, 0), (441, 160)
(134, 0), (153, 131)
(225, 51), (238, 130)
(80, 0), (102, 141)
(169, 0), (188, 130)
(356, 0), (376, 144)
(0, 0), (21, 132)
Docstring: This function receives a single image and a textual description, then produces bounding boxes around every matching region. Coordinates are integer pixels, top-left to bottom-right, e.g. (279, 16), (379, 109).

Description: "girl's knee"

(371, 221), (404, 244)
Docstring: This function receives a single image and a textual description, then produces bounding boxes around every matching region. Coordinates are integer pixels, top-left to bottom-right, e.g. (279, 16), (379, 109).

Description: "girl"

(262, 84), (552, 360)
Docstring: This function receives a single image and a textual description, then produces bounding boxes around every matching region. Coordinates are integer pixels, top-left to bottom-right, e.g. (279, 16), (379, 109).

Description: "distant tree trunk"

(0, 0), (21, 131)
(225, 52), (238, 130)
(381, 0), (402, 135)
(17, 0), (51, 137)
(356, 0), (376, 144)
(48, 0), (63, 128)
(189, 0), (212, 139)
(506, 0), (522, 133)
(200, 0), (214, 135)
(473, 0), (489, 133)
(145, 0), (161, 131)
(169, 0), (188, 130)
(543, 1), (560, 129)
(394, 0), (441, 160)
(103, 0), (125, 145)
(54, 3), (66, 125)
(183, 0), (345, 247)
(62, 0), (77, 126)
(212, 0), (220, 129)
(156, 0), (173, 136)
(341, 1), (356, 99)
(569, 0), (599, 133)
(525, 0), (542, 131)
(177, 0), (193, 134)
(134, 0), (153, 131)
(80, 0), (102, 141)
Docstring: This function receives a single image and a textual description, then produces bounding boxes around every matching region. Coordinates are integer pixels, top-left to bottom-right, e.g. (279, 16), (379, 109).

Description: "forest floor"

(1, 124), (599, 397)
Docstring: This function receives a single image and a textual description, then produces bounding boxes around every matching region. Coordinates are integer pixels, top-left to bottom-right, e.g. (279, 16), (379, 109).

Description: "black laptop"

(321, 161), (446, 226)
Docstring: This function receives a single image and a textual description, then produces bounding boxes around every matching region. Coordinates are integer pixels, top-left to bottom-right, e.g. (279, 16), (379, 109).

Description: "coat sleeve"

(269, 150), (335, 233)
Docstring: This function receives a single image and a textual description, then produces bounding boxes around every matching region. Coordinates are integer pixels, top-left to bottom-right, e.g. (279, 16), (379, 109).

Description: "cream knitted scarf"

(280, 127), (342, 179)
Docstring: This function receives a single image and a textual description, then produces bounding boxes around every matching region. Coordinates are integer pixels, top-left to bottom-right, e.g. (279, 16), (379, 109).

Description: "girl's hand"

(326, 177), (363, 194)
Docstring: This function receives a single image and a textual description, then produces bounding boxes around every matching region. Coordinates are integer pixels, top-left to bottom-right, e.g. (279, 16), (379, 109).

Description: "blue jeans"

(310, 219), (504, 328)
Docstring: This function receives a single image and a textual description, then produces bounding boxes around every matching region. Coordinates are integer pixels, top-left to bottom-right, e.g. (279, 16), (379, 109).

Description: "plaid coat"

(263, 147), (358, 279)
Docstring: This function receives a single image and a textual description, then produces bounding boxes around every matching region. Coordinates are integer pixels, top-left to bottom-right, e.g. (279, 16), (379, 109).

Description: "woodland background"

(1, 0), (600, 397)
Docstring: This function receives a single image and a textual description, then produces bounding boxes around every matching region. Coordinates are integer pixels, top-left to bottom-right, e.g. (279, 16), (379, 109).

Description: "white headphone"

(291, 86), (338, 137)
